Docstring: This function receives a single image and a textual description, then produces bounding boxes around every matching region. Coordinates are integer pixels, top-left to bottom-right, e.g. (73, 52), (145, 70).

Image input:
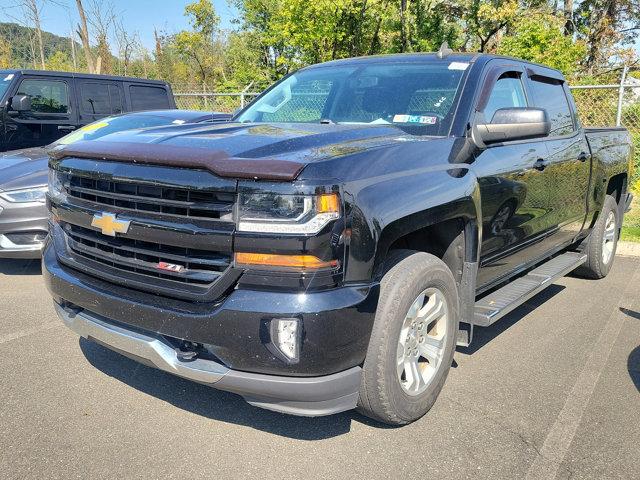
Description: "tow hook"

(175, 341), (201, 362)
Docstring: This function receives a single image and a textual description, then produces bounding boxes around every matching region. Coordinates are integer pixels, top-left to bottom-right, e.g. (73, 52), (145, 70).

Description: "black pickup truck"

(43, 52), (633, 425)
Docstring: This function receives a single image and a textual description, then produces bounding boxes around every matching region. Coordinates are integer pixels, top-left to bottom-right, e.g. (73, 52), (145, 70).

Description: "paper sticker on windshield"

(172, 119), (186, 124)
(448, 62), (469, 71)
(393, 114), (437, 125)
(79, 121), (109, 133)
(3, 74), (14, 81)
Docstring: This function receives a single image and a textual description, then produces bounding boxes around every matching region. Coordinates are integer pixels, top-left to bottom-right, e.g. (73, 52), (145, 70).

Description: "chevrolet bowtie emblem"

(91, 212), (131, 237)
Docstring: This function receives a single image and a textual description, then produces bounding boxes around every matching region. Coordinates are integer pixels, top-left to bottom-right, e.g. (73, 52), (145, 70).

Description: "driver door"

(473, 67), (555, 290)
(9, 76), (77, 149)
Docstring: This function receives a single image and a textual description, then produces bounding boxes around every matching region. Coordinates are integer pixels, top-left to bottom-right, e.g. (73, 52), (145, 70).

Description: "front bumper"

(54, 302), (361, 416)
(44, 240), (379, 415)
(0, 198), (48, 258)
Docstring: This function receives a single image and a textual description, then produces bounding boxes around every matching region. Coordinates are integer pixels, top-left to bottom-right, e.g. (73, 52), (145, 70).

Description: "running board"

(472, 252), (587, 327)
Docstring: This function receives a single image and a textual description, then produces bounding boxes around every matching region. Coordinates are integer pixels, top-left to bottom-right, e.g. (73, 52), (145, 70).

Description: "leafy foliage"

(497, 12), (587, 76)
(0, 0), (638, 91)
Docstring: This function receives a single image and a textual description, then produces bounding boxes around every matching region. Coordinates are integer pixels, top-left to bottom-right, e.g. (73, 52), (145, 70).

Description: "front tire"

(357, 251), (458, 425)
(575, 195), (619, 279)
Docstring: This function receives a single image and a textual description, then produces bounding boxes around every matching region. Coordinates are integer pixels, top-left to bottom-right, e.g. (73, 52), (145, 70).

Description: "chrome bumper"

(55, 302), (229, 384)
(54, 302), (361, 416)
(0, 233), (45, 258)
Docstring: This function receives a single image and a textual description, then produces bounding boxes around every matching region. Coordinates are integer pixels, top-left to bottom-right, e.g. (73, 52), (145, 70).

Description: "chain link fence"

(569, 69), (640, 238)
(174, 92), (260, 113)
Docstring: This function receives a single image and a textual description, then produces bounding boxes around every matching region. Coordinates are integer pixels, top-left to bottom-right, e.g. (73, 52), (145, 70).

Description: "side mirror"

(474, 107), (550, 146)
(9, 94), (31, 112)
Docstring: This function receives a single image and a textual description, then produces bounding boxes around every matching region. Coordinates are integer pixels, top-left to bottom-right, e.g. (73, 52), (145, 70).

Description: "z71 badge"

(157, 261), (186, 273)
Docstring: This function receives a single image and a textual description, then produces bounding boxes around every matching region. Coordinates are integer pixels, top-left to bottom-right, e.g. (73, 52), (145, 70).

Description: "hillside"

(0, 22), (82, 69)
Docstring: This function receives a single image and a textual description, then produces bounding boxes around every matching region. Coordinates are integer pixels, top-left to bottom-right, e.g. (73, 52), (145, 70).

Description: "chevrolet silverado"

(44, 51), (633, 425)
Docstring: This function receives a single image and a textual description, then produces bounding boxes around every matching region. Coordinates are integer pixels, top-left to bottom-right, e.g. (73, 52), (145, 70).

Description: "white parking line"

(525, 265), (640, 480)
(0, 321), (62, 345)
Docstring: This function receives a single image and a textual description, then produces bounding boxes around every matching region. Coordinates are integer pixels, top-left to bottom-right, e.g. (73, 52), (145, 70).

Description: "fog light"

(269, 318), (301, 363)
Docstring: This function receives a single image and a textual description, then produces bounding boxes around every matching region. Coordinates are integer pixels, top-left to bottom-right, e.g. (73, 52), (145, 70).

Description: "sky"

(0, 0), (239, 51)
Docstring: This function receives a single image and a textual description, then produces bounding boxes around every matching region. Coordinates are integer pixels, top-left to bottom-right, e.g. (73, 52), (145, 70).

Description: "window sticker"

(3, 74), (14, 81)
(448, 62), (469, 71)
(57, 121), (109, 145)
(80, 121), (109, 132)
(433, 96), (447, 108)
(393, 114), (437, 125)
(172, 119), (186, 124)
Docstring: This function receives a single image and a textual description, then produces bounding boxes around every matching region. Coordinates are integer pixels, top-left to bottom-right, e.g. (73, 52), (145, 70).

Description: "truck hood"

(51, 122), (419, 181)
(0, 147), (49, 192)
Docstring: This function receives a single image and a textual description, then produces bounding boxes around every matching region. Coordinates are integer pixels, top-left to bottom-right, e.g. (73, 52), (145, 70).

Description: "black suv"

(0, 70), (175, 152)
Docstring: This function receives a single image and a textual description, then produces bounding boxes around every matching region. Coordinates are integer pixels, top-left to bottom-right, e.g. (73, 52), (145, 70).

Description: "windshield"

(0, 72), (15, 100)
(236, 61), (469, 135)
(54, 114), (190, 146)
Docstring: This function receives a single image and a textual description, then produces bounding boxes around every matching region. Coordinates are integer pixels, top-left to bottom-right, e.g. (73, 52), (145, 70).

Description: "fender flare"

(371, 174), (482, 325)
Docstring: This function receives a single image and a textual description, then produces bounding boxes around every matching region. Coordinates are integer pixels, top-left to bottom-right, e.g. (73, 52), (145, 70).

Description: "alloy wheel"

(396, 288), (449, 396)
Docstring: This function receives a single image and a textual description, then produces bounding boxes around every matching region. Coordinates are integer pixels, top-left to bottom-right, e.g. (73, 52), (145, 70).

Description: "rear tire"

(357, 250), (458, 425)
(575, 195), (619, 279)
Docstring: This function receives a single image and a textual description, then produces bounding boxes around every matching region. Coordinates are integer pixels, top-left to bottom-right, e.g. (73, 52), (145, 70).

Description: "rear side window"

(109, 85), (123, 114)
(129, 85), (171, 111)
(80, 82), (123, 115)
(17, 79), (68, 113)
(484, 74), (527, 121)
(530, 78), (574, 136)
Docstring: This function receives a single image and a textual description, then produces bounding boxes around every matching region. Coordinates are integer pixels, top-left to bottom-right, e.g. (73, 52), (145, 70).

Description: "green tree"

(223, 31), (271, 89)
(185, 0), (220, 37)
(0, 36), (11, 69)
(497, 11), (587, 76)
(464, 0), (519, 52)
(174, 0), (225, 87)
(46, 50), (74, 71)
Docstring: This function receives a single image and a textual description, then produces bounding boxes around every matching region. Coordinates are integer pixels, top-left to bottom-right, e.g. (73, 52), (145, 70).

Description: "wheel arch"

(373, 194), (481, 281)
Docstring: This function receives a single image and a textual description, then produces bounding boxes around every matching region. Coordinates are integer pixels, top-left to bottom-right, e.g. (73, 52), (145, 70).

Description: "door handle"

(578, 151), (589, 162)
(57, 125), (76, 131)
(533, 158), (547, 171)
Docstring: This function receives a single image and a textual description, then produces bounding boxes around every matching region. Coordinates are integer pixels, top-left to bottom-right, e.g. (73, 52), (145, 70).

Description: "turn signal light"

(316, 193), (340, 214)
(235, 252), (339, 269)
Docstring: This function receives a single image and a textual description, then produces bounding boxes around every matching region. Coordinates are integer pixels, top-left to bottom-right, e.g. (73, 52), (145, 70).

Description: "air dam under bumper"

(54, 302), (362, 416)
(0, 199), (48, 258)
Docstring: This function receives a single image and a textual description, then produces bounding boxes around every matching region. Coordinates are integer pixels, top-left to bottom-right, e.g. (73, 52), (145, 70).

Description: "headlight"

(48, 169), (65, 198)
(238, 192), (340, 234)
(0, 186), (48, 203)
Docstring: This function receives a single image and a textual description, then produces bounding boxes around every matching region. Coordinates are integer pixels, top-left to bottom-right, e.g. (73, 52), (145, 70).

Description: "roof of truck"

(304, 52), (565, 80)
(0, 69), (170, 85)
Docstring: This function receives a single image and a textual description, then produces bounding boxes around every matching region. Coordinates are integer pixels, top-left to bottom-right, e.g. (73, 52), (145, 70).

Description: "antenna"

(437, 41), (454, 59)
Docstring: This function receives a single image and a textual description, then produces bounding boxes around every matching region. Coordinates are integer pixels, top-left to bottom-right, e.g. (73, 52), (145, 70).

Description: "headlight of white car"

(0, 186), (48, 203)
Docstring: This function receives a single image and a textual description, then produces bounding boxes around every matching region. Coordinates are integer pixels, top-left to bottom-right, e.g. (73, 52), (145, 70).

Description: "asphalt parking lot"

(1, 256), (639, 480)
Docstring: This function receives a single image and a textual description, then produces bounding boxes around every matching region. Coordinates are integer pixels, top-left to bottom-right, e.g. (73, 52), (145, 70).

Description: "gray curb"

(617, 241), (640, 257)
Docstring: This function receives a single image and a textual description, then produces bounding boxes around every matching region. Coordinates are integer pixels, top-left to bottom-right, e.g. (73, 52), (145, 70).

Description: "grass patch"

(621, 226), (640, 242)
(622, 187), (640, 242)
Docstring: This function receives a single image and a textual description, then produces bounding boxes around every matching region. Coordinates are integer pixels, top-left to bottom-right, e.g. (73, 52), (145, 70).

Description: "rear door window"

(80, 82), (123, 115)
(109, 85), (123, 114)
(529, 77), (574, 136)
(129, 85), (171, 111)
(16, 78), (69, 114)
